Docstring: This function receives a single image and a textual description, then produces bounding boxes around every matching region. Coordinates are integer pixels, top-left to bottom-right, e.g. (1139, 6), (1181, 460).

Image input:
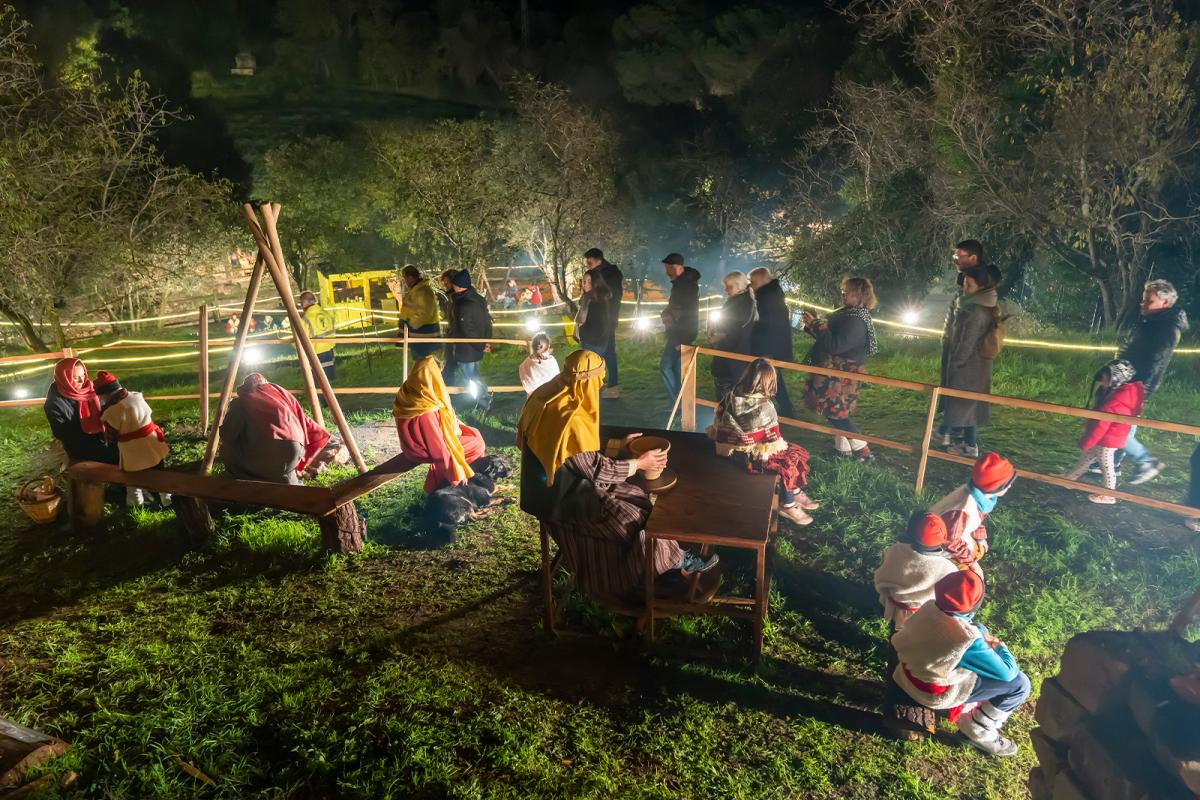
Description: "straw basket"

(17, 476), (61, 524)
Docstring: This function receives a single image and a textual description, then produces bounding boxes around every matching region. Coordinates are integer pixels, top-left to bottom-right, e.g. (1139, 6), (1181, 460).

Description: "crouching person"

(929, 452), (1015, 567)
(892, 571), (1031, 757)
(874, 512), (961, 631)
(220, 373), (330, 485)
(95, 371), (170, 507)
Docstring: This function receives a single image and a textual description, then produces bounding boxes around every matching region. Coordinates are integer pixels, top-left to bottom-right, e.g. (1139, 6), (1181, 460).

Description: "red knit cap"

(93, 371), (118, 392)
(934, 570), (985, 614)
(909, 513), (948, 550)
(971, 452), (1015, 493)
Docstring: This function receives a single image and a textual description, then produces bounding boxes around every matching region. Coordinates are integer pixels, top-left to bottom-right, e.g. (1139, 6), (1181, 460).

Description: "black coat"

(43, 384), (119, 464)
(1118, 306), (1189, 397)
(586, 260), (624, 338)
(661, 266), (701, 346)
(574, 291), (611, 350)
(806, 308), (871, 363)
(446, 288), (493, 363)
(750, 279), (793, 360)
(709, 290), (757, 386)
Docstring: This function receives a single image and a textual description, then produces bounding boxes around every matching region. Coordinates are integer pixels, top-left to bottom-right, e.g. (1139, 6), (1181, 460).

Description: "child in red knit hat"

(928, 452), (1015, 567)
(94, 371), (170, 507)
(874, 512), (963, 631)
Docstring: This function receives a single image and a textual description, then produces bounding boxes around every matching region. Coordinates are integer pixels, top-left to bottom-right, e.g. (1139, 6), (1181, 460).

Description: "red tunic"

(395, 411), (486, 492)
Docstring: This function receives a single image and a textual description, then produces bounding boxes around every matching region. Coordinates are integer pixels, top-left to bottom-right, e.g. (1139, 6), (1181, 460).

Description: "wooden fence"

(678, 345), (1200, 518)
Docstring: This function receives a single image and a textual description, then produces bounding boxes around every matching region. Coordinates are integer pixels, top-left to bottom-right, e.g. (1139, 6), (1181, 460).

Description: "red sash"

(888, 597), (920, 613)
(119, 422), (164, 443)
(901, 664), (950, 696)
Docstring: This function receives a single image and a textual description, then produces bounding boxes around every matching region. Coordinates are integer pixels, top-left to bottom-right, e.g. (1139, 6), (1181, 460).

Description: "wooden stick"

(665, 345), (700, 431)
(201, 251), (266, 474)
(257, 204), (324, 427)
(248, 203), (367, 474)
(198, 304), (209, 434)
(914, 387), (941, 493)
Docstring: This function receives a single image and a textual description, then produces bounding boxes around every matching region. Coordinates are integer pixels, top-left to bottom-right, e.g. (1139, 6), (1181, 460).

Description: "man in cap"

(892, 571), (1031, 756)
(659, 253), (701, 400)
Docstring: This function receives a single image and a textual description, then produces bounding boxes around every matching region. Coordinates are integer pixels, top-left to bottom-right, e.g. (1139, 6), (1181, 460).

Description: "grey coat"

(940, 289), (998, 428)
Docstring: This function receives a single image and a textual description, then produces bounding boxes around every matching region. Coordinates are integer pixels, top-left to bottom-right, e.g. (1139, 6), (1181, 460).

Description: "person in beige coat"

(95, 371), (170, 507)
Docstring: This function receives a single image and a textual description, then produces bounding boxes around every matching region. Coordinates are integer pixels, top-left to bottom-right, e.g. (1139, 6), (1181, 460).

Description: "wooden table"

(602, 426), (779, 658)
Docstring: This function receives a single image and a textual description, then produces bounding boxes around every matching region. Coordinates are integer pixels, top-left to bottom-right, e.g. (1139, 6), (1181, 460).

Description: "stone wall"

(1029, 631), (1200, 800)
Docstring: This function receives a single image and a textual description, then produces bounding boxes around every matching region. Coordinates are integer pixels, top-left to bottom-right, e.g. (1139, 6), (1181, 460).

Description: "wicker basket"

(17, 476), (61, 524)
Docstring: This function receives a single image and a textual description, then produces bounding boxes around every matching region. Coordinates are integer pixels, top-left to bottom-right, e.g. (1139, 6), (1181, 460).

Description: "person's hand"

(983, 632), (1004, 649)
(635, 447), (668, 475)
(975, 539), (989, 557)
(801, 310), (817, 326)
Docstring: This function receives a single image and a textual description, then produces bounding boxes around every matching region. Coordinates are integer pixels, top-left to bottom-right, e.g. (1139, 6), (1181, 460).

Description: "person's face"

(663, 263), (681, 280)
(952, 249), (978, 270)
(440, 277), (451, 291)
(583, 257), (601, 270)
(582, 274), (593, 292)
(1142, 289), (1171, 314)
(724, 279), (738, 298)
(840, 287), (856, 306)
(403, 274), (418, 288)
(71, 363), (86, 389)
(963, 275), (979, 294)
(749, 272), (767, 290)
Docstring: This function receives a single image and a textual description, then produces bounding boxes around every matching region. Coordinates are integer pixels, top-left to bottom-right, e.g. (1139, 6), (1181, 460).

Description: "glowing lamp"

(708, 309), (723, 323)
(12, 387), (28, 399)
(901, 310), (920, 326)
(524, 318), (541, 333)
(635, 317), (652, 332)
(242, 347), (265, 366)
(467, 380), (479, 399)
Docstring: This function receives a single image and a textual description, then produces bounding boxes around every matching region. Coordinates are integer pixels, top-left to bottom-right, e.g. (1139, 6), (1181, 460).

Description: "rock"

(1031, 727), (1070, 784)
(1067, 709), (1192, 800)
(1029, 765), (1053, 800)
(1052, 770), (1090, 800)
(1036, 678), (1089, 743)
(1057, 632), (1199, 715)
(1146, 697), (1200, 796)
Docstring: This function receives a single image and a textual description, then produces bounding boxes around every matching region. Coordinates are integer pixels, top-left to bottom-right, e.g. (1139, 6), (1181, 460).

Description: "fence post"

(681, 344), (697, 432)
(403, 324), (409, 376)
(199, 304), (210, 434)
(914, 387), (941, 494)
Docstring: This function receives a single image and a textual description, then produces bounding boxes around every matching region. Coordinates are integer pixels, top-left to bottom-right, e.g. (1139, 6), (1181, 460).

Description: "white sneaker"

(956, 702), (1019, 757)
(126, 487), (144, 507)
(947, 444), (979, 458)
(1127, 459), (1164, 486)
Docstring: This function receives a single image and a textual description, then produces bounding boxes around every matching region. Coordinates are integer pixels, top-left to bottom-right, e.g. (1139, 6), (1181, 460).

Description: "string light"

(11, 387), (27, 399)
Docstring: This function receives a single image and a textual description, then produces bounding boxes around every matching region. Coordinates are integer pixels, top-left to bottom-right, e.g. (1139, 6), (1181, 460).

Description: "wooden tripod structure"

(201, 202), (367, 476)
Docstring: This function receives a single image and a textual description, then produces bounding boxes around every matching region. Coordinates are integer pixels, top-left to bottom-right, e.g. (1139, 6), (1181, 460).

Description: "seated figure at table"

(220, 373), (330, 484)
(516, 349), (717, 603)
(43, 357), (119, 465)
(392, 355), (487, 493)
(708, 358), (819, 526)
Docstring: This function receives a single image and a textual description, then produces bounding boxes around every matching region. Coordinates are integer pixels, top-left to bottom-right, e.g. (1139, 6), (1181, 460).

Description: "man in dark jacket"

(583, 247), (624, 398)
(444, 269), (494, 410)
(709, 271), (757, 400)
(748, 267), (795, 417)
(1115, 279), (1188, 485)
(659, 253), (701, 399)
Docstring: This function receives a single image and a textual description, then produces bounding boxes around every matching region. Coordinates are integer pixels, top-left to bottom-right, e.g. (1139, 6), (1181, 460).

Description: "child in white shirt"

(519, 333), (559, 396)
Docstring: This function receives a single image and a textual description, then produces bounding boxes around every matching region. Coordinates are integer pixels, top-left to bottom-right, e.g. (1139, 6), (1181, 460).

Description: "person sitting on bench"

(220, 373), (330, 485)
(891, 570), (1031, 757)
(873, 512), (961, 632)
(392, 355), (487, 493)
(516, 349), (717, 604)
(94, 371), (171, 507)
(43, 357), (118, 465)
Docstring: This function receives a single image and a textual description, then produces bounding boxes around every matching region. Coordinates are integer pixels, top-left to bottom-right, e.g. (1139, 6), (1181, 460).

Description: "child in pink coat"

(1063, 359), (1145, 504)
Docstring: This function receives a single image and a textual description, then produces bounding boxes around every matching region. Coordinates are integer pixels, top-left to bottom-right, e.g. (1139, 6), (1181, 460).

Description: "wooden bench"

(65, 453), (417, 553)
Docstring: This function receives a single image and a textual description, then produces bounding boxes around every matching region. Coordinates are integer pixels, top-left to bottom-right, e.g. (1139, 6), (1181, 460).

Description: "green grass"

(0, 327), (1197, 798)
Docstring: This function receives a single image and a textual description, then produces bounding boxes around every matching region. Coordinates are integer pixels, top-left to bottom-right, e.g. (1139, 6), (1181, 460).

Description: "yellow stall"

(317, 269), (399, 329)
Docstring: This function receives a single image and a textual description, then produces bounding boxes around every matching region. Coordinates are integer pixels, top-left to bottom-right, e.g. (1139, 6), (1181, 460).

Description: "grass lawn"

(1, 327), (1198, 798)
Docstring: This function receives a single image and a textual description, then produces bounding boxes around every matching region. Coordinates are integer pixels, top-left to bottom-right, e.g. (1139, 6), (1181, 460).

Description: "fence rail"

(682, 345), (1200, 518)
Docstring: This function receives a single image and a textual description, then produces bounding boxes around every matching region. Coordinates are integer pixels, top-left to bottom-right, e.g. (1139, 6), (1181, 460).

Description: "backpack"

(979, 305), (1009, 360)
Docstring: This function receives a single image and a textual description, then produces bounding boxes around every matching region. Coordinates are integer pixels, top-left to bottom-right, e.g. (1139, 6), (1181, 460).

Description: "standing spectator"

(436, 269), (456, 327)
(573, 272), (613, 358)
(708, 271), (758, 400)
(43, 358), (118, 465)
(801, 277), (878, 462)
(659, 253), (701, 400)
(749, 267), (795, 418)
(95, 371), (171, 507)
(530, 283), (544, 309)
(939, 266), (1001, 458)
(299, 290), (336, 381)
(583, 248), (625, 399)
(502, 278), (520, 309)
(1063, 360), (1144, 505)
(394, 265), (441, 362)
(938, 239), (985, 447)
(1114, 279), (1188, 485)
(444, 269), (493, 409)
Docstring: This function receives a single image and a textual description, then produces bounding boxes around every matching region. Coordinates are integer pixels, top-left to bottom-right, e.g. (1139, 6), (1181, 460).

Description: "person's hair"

(583, 247), (604, 260)
(748, 267), (771, 282)
(1145, 279), (1178, 306)
(299, 290), (317, 305)
(961, 266), (998, 292)
(956, 239), (985, 263)
(724, 271), (748, 293)
(588, 274), (613, 302)
(439, 269), (457, 284)
(401, 264), (421, 281)
(840, 276), (878, 310)
(733, 358), (778, 398)
(529, 332), (552, 358)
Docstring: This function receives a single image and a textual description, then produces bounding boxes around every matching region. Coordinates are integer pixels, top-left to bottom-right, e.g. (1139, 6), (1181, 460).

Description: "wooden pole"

(201, 252), (267, 474)
(665, 345), (699, 432)
(913, 387), (941, 494)
(256, 204), (323, 427)
(198, 304), (209, 434)
(248, 203), (367, 474)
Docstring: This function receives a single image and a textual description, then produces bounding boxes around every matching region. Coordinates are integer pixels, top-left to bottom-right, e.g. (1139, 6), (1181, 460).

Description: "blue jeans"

(582, 342), (607, 358)
(443, 359), (488, 408)
(1122, 426), (1151, 464)
(660, 344), (682, 399)
(966, 671), (1031, 712)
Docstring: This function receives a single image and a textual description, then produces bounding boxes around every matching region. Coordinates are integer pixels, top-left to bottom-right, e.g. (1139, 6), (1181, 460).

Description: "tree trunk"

(0, 303), (49, 352)
(1095, 277), (1117, 330)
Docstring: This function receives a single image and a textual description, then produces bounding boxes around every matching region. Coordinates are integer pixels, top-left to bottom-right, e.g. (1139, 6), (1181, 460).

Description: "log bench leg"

(67, 478), (105, 530)
(173, 496), (213, 543)
(881, 636), (936, 739)
(318, 504), (364, 554)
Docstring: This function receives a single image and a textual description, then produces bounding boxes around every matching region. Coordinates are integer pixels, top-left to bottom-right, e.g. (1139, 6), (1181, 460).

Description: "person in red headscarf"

(219, 373), (330, 484)
(43, 358), (118, 464)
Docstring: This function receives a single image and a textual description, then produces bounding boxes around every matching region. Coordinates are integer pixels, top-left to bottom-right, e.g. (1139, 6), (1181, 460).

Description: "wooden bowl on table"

(628, 436), (671, 481)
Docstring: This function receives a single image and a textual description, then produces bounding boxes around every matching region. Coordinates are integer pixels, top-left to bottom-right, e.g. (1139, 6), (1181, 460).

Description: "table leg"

(540, 524), (555, 636)
(643, 532), (656, 647)
(754, 544), (767, 658)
